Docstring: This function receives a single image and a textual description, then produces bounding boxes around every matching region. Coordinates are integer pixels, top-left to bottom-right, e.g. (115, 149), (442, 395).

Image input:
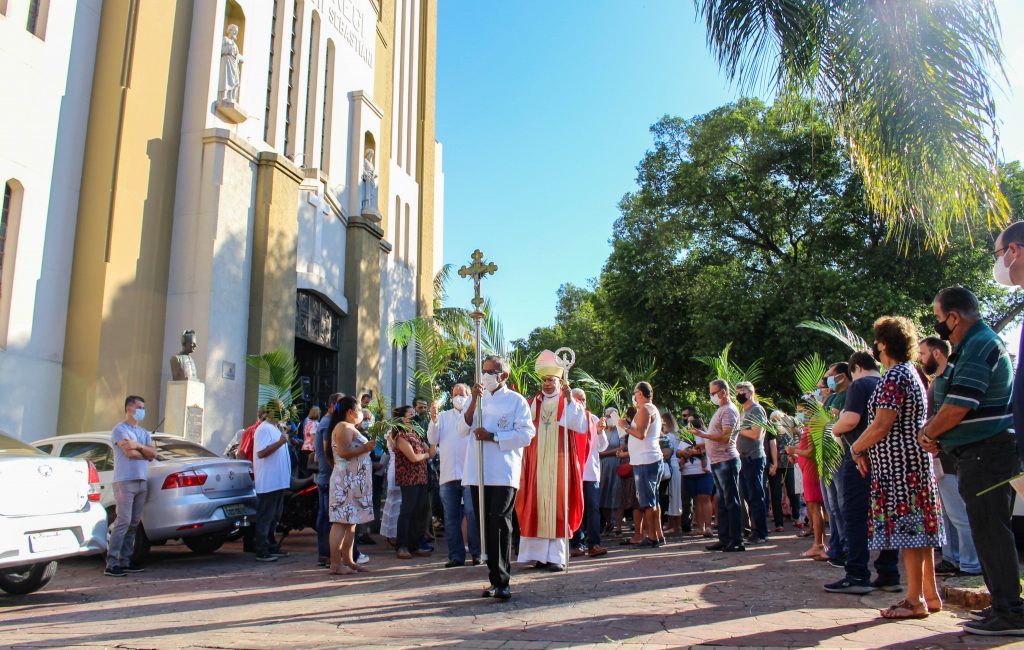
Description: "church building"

(0, 0), (441, 450)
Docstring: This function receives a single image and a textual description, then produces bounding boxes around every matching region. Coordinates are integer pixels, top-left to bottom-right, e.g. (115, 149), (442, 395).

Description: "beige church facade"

(0, 0), (442, 450)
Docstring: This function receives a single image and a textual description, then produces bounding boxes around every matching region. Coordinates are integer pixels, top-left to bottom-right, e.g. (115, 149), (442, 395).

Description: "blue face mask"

(813, 388), (823, 401)
(826, 376), (837, 390)
(134, 407), (146, 422)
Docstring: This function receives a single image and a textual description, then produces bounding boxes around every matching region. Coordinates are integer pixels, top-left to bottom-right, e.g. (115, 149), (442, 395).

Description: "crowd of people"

(101, 223), (1024, 635)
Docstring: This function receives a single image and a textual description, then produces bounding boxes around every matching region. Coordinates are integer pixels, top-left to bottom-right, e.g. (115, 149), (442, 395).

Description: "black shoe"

(531, 561), (549, 570)
(481, 586), (496, 598)
(269, 549), (289, 558)
(123, 563), (145, 573)
(827, 558), (846, 569)
(824, 577), (873, 594)
(934, 559), (959, 576)
(104, 566), (126, 577)
(723, 544), (746, 552)
(963, 616), (1024, 636)
(357, 534), (376, 545)
(954, 569), (984, 578)
(747, 537), (767, 546)
(870, 577), (903, 592)
(546, 563), (566, 572)
(969, 607), (993, 621)
(444, 559), (465, 568)
(472, 556), (481, 566)
(255, 553), (278, 562)
(493, 586), (512, 600)
(705, 542), (726, 551)
(638, 538), (657, 548)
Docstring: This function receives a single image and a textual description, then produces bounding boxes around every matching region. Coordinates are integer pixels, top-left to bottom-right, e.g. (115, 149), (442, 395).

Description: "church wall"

(0, 1), (101, 440)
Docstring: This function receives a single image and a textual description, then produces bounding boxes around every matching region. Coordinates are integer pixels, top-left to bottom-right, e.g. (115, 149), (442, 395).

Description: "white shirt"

(581, 411), (609, 482)
(676, 439), (708, 477)
(627, 403), (663, 465)
(427, 407), (472, 484)
(460, 385), (535, 488)
(253, 421), (292, 493)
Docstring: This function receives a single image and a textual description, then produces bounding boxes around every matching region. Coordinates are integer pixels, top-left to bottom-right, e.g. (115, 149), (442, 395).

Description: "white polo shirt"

(460, 385), (535, 488)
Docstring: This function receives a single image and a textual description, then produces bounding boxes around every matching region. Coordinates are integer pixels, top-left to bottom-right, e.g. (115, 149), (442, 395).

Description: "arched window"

(320, 40), (335, 173)
(302, 10), (321, 168)
(0, 180), (24, 348)
(283, 0), (305, 159)
(264, 0), (284, 145)
(26, 0), (48, 39)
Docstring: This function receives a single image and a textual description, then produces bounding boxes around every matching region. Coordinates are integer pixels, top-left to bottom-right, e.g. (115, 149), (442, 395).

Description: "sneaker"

(705, 542), (726, 551)
(123, 563), (145, 573)
(419, 542), (434, 553)
(870, 577), (903, 592)
(104, 566), (126, 577)
(723, 544), (746, 552)
(968, 607), (993, 621)
(255, 554), (277, 562)
(827, 558), (846, 569)
(963, 616), (1024, 636)
(317, 556), (329, 567)
(570, 546), (586, 557)
(270, 550), (289, 558)
(934, 559), (960, 576)
(824, 577), (873, 594)
(748, 537), (767, 546)
(472, 556), (481, 565)
(356, 553), (370, 564)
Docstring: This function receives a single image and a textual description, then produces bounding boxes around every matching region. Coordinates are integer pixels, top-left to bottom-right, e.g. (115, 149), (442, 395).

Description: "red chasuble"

(515, 394), (589, 538)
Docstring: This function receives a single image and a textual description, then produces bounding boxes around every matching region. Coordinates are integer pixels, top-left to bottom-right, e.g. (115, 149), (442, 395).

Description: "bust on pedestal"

(166, 330), (206, 445)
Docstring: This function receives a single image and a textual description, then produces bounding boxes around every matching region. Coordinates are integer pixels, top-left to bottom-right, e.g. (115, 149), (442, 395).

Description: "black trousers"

(397, 484), (429, 552)
(471, 485), (517, 589)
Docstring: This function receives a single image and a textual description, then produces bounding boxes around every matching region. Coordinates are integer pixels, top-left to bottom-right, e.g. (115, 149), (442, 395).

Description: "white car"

(0, 433), (107, 595)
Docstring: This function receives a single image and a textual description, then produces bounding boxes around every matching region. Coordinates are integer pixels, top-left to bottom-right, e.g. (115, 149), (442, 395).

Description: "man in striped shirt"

(918, 286), (1022, 636)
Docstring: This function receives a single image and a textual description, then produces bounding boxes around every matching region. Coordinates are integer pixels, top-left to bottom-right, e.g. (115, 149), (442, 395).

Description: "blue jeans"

(711, 458), (742, 547)
(937, 473), (981, 574)
(739, 456), (768, 539)
(837, 456), (900, 583)
(316, 482), (330, 559)
(572, 480), (602, 548)
(440, 481), (481, 562)
(822, 475), (846, 560)
(107, 479), (148, 569)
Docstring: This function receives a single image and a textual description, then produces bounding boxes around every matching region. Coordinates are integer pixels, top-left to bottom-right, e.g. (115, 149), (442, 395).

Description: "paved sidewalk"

(0, 527), (1020, 649)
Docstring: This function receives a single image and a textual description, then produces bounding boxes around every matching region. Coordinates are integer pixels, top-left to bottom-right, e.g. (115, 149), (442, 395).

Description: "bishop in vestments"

(515, 350), (589, 571)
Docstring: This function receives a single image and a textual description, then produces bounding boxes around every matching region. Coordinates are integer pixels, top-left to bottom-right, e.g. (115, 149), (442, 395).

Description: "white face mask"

(710, 394), (722, 407)
(631, 395), (638, 407)
(994, 252), (1016, 287)
(452, 395), (468, 411)
(608, 413), (619, 426)
(481, 373), (500, 392)
(351, 410), (364, 426)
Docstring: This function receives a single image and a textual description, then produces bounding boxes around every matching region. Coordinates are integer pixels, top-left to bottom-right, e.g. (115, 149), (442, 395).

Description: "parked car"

(0, 432), (107, 595)
(34, 433), (257, 561)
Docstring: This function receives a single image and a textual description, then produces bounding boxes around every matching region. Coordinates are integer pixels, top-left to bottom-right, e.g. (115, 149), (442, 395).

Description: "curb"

(942, 583), (991, 609)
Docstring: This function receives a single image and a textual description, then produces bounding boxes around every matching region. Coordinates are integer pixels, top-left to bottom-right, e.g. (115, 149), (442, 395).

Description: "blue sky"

(436, 0), (1024, 345)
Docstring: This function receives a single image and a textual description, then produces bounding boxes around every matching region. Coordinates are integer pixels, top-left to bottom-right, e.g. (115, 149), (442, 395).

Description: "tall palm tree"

(696, 0), (1009, 248)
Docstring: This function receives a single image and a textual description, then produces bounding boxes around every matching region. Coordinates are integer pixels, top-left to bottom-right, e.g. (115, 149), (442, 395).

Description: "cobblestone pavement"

(2, 526), (1022, 649)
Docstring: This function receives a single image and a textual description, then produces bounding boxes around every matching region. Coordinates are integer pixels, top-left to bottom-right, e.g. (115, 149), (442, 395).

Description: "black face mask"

(871, 343), (882, 362)
(935, 314), (955, 341)
(737, 393), (749, 404)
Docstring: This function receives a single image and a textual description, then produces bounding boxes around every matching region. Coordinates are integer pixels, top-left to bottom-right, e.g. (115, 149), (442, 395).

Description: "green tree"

(696, 0), (1009, 249)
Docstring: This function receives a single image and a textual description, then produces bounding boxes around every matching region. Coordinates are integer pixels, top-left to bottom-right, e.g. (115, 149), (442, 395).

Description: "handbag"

(616, 463), (633, 479)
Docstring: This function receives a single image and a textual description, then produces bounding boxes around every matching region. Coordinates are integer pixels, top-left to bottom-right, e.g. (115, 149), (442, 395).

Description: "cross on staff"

(458, 249), (497, 562)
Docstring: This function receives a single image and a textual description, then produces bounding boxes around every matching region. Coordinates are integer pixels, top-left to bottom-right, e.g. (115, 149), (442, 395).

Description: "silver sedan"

(34, 433), (257, 560)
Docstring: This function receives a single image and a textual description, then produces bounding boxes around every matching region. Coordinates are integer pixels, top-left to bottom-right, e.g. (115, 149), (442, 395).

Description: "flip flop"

(880, 600), (929, 620)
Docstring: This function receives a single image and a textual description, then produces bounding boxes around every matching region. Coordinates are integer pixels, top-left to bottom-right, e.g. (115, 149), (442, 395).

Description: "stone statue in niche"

(170, 330), (200, 381)
(219, 24), (243, 103)
(361, 148), (381, 220)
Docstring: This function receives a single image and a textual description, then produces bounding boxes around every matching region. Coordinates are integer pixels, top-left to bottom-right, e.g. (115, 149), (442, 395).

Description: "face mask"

(351, 410), (364, 426)
(871, 343), (882, 362)
(935, 315), (954, 342)
(813, 388), (823, 401)
(994, 252), (1016, 286)
(608, 413), (619, 426)
(452, 395), (468, 411)
(631, 395), (638, 407)
(481, 373), (499, 392)
(134, 408), (146, 422)
(710, 394), (722, 407)
(826, 375), (842, 390)
(795, 412), (806, 424)
(736, 393), (749, 405)
(543, 386), (558, 397)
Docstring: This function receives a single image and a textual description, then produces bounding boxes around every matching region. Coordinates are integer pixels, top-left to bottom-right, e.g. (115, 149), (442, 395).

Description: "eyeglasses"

(995, 242), (1022, 259)
(482, 369), (502, 376)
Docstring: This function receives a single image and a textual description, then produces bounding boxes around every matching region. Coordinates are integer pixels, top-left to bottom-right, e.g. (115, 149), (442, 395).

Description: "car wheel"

(183, 533), (228, 555)
(0, 562), (58, 596)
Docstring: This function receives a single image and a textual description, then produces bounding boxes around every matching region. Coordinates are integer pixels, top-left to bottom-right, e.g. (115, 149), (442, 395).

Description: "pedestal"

(165, 380), (206, 445)
(214, 99), (249, 123)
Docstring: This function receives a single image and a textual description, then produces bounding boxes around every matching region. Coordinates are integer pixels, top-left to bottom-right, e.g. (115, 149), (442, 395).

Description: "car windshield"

(155, 438), (218, 461)
(0, 433), (45, 456)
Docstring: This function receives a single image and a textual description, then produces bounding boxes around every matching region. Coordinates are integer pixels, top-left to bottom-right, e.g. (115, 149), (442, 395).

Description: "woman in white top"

(620, 381), (664, 547)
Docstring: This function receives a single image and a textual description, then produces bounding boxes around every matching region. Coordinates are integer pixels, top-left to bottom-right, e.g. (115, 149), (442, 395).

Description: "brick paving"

(1, 526), (1021, 649)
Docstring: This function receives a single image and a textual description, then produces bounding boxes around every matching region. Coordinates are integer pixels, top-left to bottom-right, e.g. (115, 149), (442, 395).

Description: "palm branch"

(696, 0), (1009, 250)
(480, 298), (506, 357)
(620, 355), (659, 389)
(505, 348), (538, 397)
(795, 353), (828, 396)
(801, 398), (844, 485)
(246, 347), (303, 422)
(573, 369), (625, 413)
(696, 343), (775, 409)
(798, 318), (870, 353)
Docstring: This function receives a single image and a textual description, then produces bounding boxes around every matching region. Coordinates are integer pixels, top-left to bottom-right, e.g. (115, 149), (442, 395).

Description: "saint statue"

(170, 330), (200, 381)
(361, 148), (380, 216)
(219, 24), (243, 103)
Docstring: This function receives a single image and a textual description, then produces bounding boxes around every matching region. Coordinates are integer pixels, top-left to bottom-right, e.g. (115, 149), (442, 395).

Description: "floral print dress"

(866, 361), (944, 550)
(329, 428), (374, 525)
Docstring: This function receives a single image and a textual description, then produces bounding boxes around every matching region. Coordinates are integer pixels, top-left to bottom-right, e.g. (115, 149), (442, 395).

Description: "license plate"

(29, 530), (77, 554)
(223, 503), (247, 517)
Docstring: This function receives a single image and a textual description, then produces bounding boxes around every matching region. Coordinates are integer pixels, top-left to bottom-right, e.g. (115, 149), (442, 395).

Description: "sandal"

(880, 599), (928, 620)
(346, 563), (370, 573)
(926, 598), (943, 614)
(329, 566), (356, 575)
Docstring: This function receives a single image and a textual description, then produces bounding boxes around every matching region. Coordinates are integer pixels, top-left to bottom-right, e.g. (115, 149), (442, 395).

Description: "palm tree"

(246, 347), (303, 422)
(696, 0), (1009, 248)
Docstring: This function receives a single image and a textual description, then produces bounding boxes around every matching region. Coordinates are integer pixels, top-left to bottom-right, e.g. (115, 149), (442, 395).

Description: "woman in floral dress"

(850, 316), (944, 620)
(328, 395), (376, 575)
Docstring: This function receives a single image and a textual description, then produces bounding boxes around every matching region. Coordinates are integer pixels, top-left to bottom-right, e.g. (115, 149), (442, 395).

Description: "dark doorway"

(295, 291), (342, 410)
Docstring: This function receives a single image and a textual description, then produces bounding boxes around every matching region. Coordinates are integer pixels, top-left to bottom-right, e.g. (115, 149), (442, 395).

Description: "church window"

(263, 0), (281, 145)
(0, 180), (23, 349)
(26, 0), (48, 39)
(321, 40), (335, 173)
(283, 0), (304, 158)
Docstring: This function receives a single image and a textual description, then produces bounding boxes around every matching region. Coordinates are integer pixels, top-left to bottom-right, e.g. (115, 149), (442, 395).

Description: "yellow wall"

(416, 0), (438, 317)
(60, 0), (193, 433)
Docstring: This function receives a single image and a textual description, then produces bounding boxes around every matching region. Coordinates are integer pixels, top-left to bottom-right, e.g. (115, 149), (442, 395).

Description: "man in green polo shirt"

(918, 286), (1022, 636)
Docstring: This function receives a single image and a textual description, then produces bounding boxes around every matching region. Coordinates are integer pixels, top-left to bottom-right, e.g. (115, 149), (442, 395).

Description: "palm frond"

(696, 0), (1010, 249)
(795, 353), (828, 396)
(802, 397), (844, 485)
(573, 369), (625, 413)
(798, 318), (870, 353)
(246, 347), (303, 421)
(506, 348), (538, 397)
(621, 355), (659, 389)
(432, 264), (454, 311)
(481, 298), (506, 358)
